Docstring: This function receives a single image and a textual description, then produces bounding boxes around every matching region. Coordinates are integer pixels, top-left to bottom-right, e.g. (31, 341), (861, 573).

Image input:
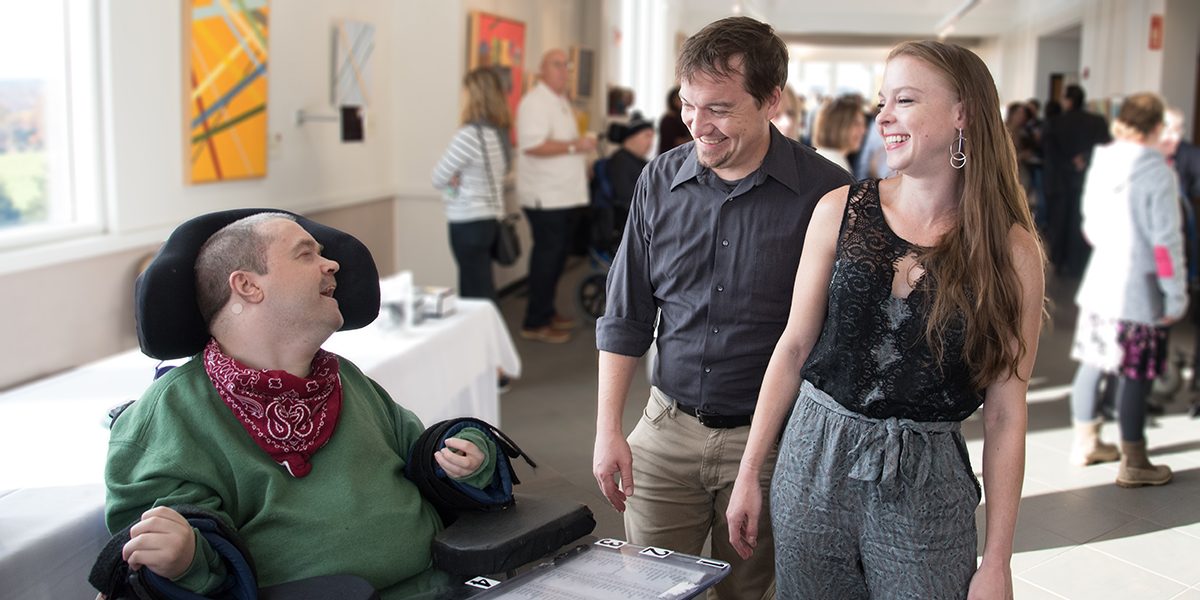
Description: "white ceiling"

(679, 0), (1080, 40)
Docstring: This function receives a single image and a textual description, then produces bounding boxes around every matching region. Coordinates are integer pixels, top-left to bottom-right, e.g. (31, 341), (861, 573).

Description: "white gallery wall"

(102, 0), (399, 238)
(1078, 0), (1166, 102)
(389, 0), (597, 291)
(1035, 36), (1082, 107)
(1161, 0), (1200, 132)
(972, 0), (1194, 130)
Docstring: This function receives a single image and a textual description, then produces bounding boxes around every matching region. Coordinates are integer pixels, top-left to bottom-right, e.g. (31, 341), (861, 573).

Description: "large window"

(618, 0), (670, 133)
(0, 0), (100, 249)
(791, 59), (885, 101)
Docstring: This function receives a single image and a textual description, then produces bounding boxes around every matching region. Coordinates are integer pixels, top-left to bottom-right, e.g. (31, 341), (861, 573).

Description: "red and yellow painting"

(185, 0), (269, 184)
(467, 11), (525, 126)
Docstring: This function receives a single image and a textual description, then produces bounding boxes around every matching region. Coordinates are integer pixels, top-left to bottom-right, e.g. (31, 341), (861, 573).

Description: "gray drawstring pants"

(771, 381), (981, 599)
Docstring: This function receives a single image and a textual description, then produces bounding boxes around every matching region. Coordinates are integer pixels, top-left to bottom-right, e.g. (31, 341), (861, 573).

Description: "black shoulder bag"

(476, 125), (521, 266)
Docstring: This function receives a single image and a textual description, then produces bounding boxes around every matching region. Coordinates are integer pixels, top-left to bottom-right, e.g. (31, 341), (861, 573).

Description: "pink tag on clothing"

(1154, 245), (1175, 277)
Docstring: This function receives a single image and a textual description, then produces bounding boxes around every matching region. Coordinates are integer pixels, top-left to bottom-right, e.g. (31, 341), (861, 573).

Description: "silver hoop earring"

(950, 128), (967, 170)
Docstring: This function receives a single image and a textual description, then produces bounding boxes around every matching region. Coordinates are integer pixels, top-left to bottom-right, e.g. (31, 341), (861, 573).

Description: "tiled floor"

(496, 262), (1200, 599)
(973, 275), (1200, 599)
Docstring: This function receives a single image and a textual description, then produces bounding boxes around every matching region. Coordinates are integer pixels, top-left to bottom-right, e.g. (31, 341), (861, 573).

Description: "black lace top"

(802, 179), (983, 421)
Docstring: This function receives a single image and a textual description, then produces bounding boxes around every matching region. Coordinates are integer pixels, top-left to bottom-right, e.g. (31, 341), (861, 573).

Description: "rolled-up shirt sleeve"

(597, 169), (658, 357)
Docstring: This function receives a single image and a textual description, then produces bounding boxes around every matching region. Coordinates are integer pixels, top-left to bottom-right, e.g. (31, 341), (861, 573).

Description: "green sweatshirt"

(105, 355), (496, 597)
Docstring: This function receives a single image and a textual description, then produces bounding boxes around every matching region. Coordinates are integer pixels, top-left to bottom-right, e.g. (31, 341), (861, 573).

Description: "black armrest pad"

(432, 493), (596, 576)
(259, 575), (379, 600)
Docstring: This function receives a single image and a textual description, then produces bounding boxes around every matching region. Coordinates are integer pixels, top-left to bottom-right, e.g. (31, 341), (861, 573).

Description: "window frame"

(0, 0), (105, 256)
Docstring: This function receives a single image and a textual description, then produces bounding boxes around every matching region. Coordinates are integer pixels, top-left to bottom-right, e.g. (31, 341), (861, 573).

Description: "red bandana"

(203, 338), (343, 477)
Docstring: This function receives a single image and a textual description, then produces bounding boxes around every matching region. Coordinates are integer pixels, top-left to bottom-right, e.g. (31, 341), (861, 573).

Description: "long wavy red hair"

(889, 41), (1045, 388)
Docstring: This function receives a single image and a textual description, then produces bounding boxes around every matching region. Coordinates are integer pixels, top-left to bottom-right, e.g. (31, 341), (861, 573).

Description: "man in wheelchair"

(101, 210), (499, 598)
(590, 112), (654, 264)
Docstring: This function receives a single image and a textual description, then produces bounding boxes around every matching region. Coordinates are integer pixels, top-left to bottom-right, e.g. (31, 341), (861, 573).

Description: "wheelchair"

(576, 248), (612, 322)
(576, 159), (625, 322)
(98, 208), (595, 599)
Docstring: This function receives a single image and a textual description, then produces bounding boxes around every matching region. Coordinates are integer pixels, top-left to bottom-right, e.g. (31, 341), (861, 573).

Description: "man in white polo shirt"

(516, 48), (595, 343)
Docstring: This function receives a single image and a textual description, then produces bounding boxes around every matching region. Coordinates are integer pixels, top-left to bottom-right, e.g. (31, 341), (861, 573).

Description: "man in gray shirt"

(592, 16), (853, 600)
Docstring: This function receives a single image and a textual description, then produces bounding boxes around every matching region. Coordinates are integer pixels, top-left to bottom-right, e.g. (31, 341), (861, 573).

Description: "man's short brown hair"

(675, 16), (788, 108)
(194, 212), (293, 326)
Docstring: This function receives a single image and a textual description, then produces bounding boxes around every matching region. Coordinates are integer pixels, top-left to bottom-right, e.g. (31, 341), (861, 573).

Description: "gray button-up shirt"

(596, 126), (854, 416)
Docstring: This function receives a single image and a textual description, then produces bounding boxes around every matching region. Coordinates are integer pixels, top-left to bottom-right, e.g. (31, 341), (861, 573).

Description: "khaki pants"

(625, 388), (778, 600)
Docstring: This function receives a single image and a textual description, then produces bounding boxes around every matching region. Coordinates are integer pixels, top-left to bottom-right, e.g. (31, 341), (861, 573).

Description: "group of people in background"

(996, 85), (1200, 488)
(1062, 96), (1200, 487)
(1066, 92), (1186, 487)
(433, 50), (697, 351)
(433, 48), (595, 347)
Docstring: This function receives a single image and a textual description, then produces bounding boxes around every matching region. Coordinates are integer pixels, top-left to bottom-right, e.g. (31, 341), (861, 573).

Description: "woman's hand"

(967, 560), (1013, 600)
(725, 471), (764, 560)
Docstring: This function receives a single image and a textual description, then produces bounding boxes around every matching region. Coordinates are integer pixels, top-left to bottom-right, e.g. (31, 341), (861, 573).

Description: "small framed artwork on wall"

(569, 46), (594, 100)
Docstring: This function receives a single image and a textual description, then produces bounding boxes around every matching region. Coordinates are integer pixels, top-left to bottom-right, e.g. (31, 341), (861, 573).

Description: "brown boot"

(1069, 419), (1120, 466)
(1116, 441), (1172, 488)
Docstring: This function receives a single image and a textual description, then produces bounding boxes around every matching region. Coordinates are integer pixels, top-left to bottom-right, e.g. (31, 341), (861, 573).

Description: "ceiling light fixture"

(936, 0), (982, 40)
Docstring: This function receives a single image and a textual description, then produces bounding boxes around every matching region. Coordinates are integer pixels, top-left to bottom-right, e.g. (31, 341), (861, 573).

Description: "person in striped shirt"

(432, 67), (513, 303)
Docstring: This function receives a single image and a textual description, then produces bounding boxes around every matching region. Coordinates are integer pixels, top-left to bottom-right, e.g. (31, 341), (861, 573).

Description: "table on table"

(0, 298), (520, 599)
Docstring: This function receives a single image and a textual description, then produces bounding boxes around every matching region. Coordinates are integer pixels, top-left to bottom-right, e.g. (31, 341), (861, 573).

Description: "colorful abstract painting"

(185, 0), (269, 184)
(467, 12), (525, 127)
(333, 20), (374, 108)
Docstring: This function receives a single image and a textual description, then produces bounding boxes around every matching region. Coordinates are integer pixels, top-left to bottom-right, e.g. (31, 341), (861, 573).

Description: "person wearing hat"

(590, 114), (655, 257)
(607, 112), (655, 224)
(103, 211), (498, 598)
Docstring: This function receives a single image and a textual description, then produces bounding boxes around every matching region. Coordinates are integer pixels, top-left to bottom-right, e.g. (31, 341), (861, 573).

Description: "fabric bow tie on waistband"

(806, 387), (962, 501)
(845, 417), (960, 500)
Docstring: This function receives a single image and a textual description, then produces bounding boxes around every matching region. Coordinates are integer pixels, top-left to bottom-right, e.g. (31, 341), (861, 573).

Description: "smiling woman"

(728, 40), (1045, 600)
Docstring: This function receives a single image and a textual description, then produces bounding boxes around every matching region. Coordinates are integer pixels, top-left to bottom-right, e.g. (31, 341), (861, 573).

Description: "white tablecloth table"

(0, 298), (519, 599)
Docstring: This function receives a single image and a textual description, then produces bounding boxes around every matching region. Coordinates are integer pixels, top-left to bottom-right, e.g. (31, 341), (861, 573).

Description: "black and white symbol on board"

(696, 558), (730, 569)
(638, 546), (674, 559)
(594, 538), (628, 549)
(465, 576), (500, 589)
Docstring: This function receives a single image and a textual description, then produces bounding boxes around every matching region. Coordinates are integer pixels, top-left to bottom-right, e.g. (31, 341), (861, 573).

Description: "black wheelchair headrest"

(135, 208), (381, 360)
